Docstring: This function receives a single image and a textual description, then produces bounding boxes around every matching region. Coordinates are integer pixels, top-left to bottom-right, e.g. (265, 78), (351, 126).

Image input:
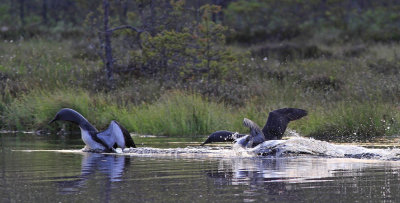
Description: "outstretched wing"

(240, 118), (265, 147)
(96, 121), (120, 149)
(243, 118), (263, 138)
(262, 108), (307, 140)
(96, 121), (136, 149)
(113, 121), (136, 148)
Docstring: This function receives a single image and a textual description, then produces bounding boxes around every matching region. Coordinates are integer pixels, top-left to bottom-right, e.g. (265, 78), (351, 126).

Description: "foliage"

(126, 3), (246, 90)
(224, 0), (400, 43)
(1, 0), (400, 43)
(137, 22), (242, 82)
(0, 1), (399, 142)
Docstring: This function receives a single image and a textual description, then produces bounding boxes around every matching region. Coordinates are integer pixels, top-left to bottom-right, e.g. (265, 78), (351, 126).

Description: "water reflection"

(57, 153), (130, 194)
(206, 157), (400, 201)
(3, 135), (400, 202)
(207, 157), (400, 185)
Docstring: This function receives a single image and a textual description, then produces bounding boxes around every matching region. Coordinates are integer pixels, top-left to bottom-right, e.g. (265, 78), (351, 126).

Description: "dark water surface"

(2, 133), (400, 202)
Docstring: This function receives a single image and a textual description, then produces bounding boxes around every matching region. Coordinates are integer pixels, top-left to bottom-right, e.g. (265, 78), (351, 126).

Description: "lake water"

(2, 133), (400, 202)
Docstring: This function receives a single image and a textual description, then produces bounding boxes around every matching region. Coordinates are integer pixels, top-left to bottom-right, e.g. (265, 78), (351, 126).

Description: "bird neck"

(78, 120), (98, 133)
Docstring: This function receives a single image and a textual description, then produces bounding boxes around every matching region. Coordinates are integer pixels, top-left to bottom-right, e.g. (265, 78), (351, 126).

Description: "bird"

(200, 130), (246, 146)
(49, 108), (136, 152)
(201, 108), (308, 148)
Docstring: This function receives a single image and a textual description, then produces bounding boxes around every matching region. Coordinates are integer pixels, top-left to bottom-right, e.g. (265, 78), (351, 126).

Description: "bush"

(132, 5), (246, 83)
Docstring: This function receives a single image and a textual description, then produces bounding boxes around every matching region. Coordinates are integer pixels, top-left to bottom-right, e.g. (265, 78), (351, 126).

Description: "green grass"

(301, 103), (400, 141)
(2, 89), (240, 136)
(0, 39), (399, 141)
(0, 39), (100, 94)
(3, 88), (398, 141)
(120, 91), (237, 136)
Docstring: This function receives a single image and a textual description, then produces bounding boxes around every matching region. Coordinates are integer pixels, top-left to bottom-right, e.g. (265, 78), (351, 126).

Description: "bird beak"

(48, 118), (57, 125)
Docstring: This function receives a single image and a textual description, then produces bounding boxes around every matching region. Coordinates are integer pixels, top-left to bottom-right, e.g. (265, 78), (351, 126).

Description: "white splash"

(122, 146), (238, 158)
(16, 137), (400, 161)
(284, 128), (301, 138)
(122, 137), (400, 160)
(251, 137), (400, 160)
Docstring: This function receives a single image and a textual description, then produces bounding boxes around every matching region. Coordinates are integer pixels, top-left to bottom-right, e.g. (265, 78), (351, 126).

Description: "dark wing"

(262, 108), (307, 140)
(113, 121), (136, 148)
(97, 121), (136, 149)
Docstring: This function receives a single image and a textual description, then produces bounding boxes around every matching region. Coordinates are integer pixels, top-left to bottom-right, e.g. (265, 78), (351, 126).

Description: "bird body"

(80, 129), (106, 150)
(200, 130), (246, 146)
(201, 108), (308, 148)
(236, 118), (266, 148)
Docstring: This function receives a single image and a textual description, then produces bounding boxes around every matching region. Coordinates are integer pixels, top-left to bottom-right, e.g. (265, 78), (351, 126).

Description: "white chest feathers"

(80, 128), (105, 150)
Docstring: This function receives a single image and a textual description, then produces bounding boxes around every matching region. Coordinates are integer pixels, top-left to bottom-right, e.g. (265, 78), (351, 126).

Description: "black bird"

(200, 130), (246, 146)
(49, 108), (136, 152)
(201, 108), (308, 148)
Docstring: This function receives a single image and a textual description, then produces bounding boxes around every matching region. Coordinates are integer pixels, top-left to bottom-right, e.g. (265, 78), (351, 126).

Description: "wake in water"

(120, 137), (400, 160)
(251, 138), (400, 160)
(18, 137), (400, 160)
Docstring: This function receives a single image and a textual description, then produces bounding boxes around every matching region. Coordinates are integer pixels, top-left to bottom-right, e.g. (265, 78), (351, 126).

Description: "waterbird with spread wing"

(201, 108), (308, 148)
(49, 108), (136, 152)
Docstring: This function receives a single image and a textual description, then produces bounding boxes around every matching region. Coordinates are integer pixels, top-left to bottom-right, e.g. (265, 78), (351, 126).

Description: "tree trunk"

(19, 0), (25, 26)
(212, 0), (217, 22)
(149, 0), (156, 35)
(103, 0), (114, 89)
(42, 0), (48, 24)
(195, 0), (200, 25)
(119, 0), (128, 25)
(9, 0), (15, 20)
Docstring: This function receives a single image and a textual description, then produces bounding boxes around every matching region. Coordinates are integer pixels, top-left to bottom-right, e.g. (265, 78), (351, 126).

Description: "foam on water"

(16, 137), (400, 160)
(251, 137), (400, 160)
(122, 147), (241, 158)
(121, 137), (400, 160)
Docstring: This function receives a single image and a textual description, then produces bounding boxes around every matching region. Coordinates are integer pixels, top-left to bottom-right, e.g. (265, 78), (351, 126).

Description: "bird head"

(49, 108), (85, 125)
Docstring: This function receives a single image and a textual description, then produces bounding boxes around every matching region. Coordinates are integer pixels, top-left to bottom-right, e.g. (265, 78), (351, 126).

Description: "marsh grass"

(0, 39), (100, 94)
(0, 39), (399, 140)
(3, 89), (243, 136)
(302, 103), (400, 141)
(5, 87), (397, 141)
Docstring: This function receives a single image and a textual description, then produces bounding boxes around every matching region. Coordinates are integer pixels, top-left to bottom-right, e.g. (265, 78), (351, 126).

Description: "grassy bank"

(2, 88), (268, 136)
(0, 39), (399, 141)
(3, 88), (399, 140)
